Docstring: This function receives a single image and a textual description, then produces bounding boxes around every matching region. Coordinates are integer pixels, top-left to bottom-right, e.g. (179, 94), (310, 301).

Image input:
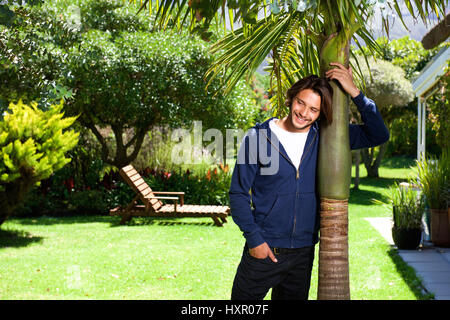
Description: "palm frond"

(387, 0), (447, 33)
(205, 12), (300, 94)
(131, 0), (447, 118)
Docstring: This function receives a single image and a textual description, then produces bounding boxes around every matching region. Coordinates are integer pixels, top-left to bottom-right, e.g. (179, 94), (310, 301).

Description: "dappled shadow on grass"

(0, 228), (43, 249)
(11, 215), (114, 226)
(110, 216), (221, 228)
(349, 188), (383, 205)
(10, 215), (224, 228)
(381, 156), (416, 169)
(352, 176), (409, 189)
(349, 176), (410, 206)
(386, 248), (434, 300)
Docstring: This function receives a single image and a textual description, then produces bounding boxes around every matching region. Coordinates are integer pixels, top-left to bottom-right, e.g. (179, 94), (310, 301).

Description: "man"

(229, 62), (389, 300)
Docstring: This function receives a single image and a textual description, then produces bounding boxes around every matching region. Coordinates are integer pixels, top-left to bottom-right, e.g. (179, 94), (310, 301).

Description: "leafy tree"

(355, 35), (448, 158)
(0, 0), (258, 168)
(0, 3), (75, 110)
(356, 35), (442, 80)
(141, 0), (447, 299)
(351, 55), (414, 178)
(0, 100), (79, 226)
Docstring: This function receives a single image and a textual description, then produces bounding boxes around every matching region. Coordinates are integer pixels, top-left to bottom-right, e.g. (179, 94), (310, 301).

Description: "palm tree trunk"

(317, 31), (352, 300)
(317, 81), (351, 300)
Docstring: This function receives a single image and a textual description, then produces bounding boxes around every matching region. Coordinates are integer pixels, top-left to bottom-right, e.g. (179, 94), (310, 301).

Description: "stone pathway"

(365, 217), (450, 300)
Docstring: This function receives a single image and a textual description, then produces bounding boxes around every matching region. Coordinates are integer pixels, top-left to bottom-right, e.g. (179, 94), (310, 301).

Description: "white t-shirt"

(269, 118), (309, 169)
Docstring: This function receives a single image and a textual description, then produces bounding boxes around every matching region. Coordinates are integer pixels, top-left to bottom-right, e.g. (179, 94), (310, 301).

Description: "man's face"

(288, 89), (321, 133)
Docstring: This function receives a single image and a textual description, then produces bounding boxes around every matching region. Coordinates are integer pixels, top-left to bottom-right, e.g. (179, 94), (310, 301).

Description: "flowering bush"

(140, 163), (231, 206)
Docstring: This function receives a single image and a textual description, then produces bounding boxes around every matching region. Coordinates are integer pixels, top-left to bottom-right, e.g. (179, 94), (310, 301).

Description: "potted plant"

(374, 181), (425, 250)
(416, 150), (450, 247)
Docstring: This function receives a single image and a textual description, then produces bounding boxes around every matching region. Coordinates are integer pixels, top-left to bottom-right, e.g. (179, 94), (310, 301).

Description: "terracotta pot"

(392, 227), (422, 250)
(430, 208), (450, 247)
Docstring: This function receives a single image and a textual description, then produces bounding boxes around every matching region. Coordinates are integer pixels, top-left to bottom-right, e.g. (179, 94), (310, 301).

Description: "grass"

(0, 156), (432, 300)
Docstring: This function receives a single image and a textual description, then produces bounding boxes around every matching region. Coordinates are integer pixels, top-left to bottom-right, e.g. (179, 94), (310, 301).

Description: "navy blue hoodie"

(228, 91), (389, 249)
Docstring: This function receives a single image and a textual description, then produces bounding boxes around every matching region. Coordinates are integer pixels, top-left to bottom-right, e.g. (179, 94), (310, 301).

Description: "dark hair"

(285, 75), (333, 126)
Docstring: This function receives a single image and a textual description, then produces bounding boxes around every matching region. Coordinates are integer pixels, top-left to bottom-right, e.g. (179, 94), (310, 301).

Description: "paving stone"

(424, 283), (450, 297)
(398, 251), (445, 263)
(434, 295), (450, 300)
(365, 217), (393, 245)
(407, 261), (450, 272)
(417, 271), (450, 284)
(366, 216), (450, 300)
(437, 251), (450, 263)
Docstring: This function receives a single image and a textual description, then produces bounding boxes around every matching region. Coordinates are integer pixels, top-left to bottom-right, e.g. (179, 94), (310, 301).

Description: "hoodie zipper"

(261, 126), (318, 248)
(291, 131), (317, 246)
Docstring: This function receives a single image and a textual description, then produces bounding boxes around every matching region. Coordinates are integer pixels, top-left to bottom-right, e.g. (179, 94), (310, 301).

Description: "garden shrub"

(0, 100), (79, 225)
(138, 164), (232, 206)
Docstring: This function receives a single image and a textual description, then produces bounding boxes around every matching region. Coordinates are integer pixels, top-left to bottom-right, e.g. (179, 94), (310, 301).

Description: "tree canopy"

(0, 0), (259, 168)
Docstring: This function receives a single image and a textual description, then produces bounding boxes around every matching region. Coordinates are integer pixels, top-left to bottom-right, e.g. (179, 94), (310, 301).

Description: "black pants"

(231, 244), (315, 300)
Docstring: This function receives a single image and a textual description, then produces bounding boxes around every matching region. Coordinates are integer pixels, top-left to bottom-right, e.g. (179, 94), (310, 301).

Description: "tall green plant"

(374, 182), (425, 229)
(416, 149), (450, 210)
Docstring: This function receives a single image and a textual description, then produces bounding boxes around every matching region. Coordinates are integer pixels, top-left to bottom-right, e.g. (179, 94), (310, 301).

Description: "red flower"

(68, 178), (74, 189)
(63, 177), (74, 192)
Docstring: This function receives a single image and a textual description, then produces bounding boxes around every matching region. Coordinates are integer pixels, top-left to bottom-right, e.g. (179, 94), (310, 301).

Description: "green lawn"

(0, 156), (431, 299)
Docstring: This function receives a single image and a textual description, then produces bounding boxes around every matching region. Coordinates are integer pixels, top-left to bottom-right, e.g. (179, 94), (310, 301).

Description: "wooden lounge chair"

(110, 165), (230, 226)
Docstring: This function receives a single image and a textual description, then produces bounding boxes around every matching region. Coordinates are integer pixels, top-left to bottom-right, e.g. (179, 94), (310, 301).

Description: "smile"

(295, 112), (309, 124)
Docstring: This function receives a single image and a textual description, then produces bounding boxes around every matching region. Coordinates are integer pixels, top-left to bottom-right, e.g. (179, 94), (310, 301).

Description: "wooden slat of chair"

(134, 177), (146, 188)
(210, 206), (219, 213)
(213, 206), (221, 213)
(152, 191), (185, 206)
(122, 165), (134, 173)
(119, 167), (163, 212)
(141, 188), (152, 197)
(136, 183), (149, 193)
(129, 172), (141, 183)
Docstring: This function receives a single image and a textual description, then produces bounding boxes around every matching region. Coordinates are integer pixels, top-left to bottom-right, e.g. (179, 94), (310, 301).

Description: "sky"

(366, 0), (449, 42)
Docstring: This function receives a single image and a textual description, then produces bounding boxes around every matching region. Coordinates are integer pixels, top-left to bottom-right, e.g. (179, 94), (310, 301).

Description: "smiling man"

(229, 62), (389, 300)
